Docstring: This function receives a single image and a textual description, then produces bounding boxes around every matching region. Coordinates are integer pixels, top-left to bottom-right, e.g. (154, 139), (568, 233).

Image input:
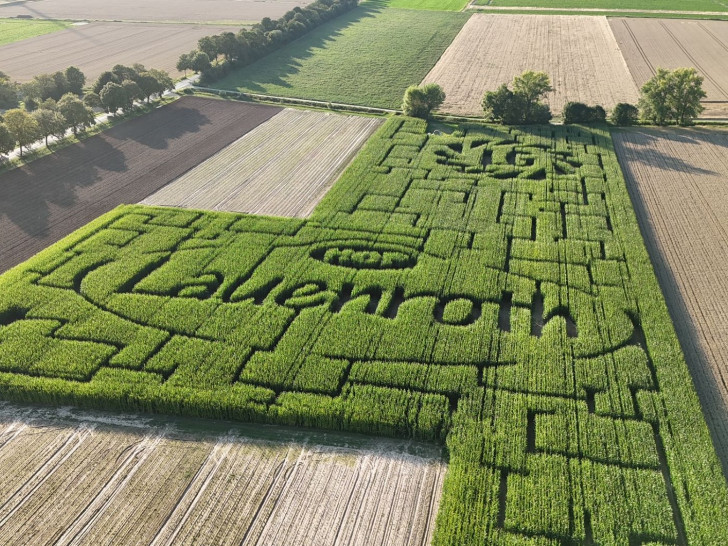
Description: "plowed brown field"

(422, 14), (639, 116)
(142, 109), (383, 218)
(613, 127), (728, 476)
(0, 97), (282, 275)
(0, 0), (311, 23)
(0, 405), (445, 546)
(610, 18), (728, 118)
(0, 22), (238, 83)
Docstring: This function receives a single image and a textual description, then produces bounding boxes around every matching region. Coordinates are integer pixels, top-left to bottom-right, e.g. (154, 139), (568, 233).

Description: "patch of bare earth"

(613, 127), (728, 476)
(0, 23), (239, 83)
(141, 109), (383, 218)
(0, 405), (446, 546)
(0, 0), (312, 23)
(610, 18), (728, 118)
(0, 97), (282, 275)
(422, 14), (639, 116)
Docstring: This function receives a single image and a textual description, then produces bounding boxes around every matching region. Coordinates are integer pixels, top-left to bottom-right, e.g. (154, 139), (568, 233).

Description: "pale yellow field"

(142, 109), (383, 218)
(0, 405), (445, 545)
(422, 14), (640, 116)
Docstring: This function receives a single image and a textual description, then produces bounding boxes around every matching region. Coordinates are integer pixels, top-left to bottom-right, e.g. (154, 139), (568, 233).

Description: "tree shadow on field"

(611, 127), (726, 177)
(0, 137), (126, 237)
(117, 104), (212, 150)
(217, 1), (386, 94)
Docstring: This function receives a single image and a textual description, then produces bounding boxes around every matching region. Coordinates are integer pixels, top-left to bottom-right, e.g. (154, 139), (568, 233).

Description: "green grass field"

(0, 19), (71, 47)
(478, 0), (728, 10)
(0, 116), (726, 543)
(385, 0), (470, 11)
(212, 5), (469, 108)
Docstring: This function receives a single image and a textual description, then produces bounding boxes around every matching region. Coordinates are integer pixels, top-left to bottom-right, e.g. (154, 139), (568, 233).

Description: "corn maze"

(0, 118), (725, 544)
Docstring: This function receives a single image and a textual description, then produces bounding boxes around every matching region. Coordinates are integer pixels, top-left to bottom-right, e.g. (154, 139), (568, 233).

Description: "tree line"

(0, 64), (174, 157)
(401, 67), (706, 127)
(177, 0), (358, 82)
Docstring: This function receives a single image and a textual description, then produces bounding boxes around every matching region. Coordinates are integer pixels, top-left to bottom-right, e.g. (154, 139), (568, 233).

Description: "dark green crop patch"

(0, 118), (726, 543)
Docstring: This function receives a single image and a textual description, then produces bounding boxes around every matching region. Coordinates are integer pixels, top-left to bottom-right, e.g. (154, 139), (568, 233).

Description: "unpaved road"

(0, 403), (445, 545)
(613, 127), (728, 477)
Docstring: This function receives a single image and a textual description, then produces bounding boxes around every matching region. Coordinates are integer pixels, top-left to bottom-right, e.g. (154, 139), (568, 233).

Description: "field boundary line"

(465, 3), (728, 15)
(191, 86), (399, 115)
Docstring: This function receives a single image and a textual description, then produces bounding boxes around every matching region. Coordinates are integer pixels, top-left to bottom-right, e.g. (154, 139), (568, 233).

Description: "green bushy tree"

(638, 67), (706, 126)
(563, 102), (606, 124)
(3, 108), (39, 156)
(483, 71), (552, 124)
(402, 83), (446, 119)
(0, 123), (15, 155)
(610, 103), (639, 126)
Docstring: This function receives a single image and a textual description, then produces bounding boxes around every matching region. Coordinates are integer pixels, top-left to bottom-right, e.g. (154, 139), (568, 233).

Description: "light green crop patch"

(0, 19), (71, 47)
(0, 118), (725, 543)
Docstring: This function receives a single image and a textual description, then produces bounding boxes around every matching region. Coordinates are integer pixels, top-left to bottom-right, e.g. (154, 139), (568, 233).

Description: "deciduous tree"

(3, 108), (39, 156)
(638, 67), (706, 126)
(58, 93), (95, 136)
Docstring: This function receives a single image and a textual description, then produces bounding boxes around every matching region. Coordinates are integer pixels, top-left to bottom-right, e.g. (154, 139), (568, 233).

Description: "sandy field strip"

(141, 109), (383, 218)
(0, 97), (282, 275)
(613, 127), (728, 475)
(422, 14), (639, 116)
(0, 404), (445, 546)
(0, 22), (239, 83)
(610, 18), (728, 117)
(0, 0), (311, 23)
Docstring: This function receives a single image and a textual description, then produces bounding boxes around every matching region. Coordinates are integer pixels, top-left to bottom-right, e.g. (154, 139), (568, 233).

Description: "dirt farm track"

(614, 128), (728, 476)
(0, 22), (239, 83)
(0, 0), (313, 23)
(0, 404), (445, 545)
(0, 97), (282, 275)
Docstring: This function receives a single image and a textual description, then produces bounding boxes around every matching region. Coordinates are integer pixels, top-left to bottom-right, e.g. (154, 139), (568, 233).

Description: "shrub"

(483, 71), (552, 124)
(610, 103), (639, 126)
(402, 83), (445, 119)
(563, 102), (607, 124)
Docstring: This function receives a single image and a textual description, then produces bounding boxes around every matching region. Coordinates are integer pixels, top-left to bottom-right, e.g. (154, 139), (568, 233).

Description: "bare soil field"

(0, 97), (281, 274)
(0, 404), (445, 546)
(422, 14), (639, 116)
(0, 22), (238, 83)
(610, 18), (728, 117)
(613, 127), (728, 475)
(0, 0), (311, 23)
(141, 109), (383, 218)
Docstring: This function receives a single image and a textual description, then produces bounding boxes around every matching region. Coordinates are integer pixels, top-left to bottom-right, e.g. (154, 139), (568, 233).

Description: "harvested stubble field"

(0, 404), (445, 545)
(142, 109), (383, 217)
(422, 14), (640, 116)
(1, 117), (726, 543)
(0, 0), (311, 23)
(610, 17), (728, 118)
(0, 22), (239, 83)
(613, 127), (728, 477)
(212, 4), (469, 108)
(0, 97), (281, 275)
(0, 18), (70, 46)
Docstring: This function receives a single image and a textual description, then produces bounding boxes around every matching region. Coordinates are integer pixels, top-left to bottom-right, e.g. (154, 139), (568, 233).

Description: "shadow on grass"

(215, 0), (388, 94)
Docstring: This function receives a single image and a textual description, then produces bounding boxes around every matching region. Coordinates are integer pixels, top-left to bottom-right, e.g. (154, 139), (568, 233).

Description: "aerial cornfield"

(0, 117), (725, 543)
